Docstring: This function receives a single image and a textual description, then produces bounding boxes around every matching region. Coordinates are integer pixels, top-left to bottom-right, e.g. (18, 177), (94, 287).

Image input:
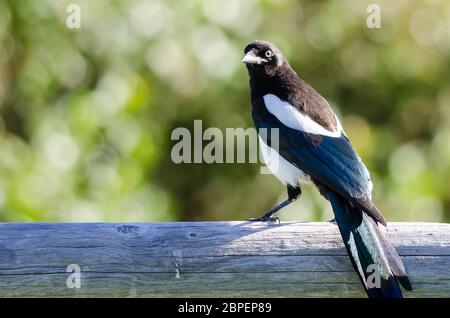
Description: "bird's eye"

(264, 50), (273, 58)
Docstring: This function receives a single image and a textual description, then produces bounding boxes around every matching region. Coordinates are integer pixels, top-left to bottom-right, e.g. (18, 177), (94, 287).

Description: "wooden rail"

(0, 222), (449, 297)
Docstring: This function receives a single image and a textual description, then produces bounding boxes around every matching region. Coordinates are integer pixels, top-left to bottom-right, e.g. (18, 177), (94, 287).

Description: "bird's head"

(242, 40), (285, 78)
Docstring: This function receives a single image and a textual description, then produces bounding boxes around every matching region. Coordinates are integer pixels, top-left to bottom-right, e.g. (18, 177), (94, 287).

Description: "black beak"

(242, 50), (267, 65)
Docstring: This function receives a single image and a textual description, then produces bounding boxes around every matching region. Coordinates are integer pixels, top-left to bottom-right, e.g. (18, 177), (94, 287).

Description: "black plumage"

(242, 40), (412, 298)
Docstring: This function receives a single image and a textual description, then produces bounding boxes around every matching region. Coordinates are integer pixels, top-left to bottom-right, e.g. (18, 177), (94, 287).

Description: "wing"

(253, 96), (386, 225)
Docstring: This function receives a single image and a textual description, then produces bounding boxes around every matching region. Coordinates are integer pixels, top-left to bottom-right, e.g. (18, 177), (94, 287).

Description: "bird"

(242, 40), (412, 298)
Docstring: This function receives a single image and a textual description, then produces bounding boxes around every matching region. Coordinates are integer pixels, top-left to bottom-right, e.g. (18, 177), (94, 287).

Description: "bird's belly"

(259, 136), (310, 186)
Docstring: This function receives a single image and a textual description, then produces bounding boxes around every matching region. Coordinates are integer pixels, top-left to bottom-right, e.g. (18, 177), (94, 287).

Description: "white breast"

(263, 94), (342, 138)
(259, 136), (310, 186)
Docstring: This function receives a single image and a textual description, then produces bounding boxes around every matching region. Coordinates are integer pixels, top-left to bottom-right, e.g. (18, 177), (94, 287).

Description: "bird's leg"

(248, 185), (301, 223)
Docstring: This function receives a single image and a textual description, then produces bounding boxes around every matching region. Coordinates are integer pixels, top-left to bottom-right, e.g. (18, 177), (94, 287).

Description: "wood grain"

(0, 222), (449, 297)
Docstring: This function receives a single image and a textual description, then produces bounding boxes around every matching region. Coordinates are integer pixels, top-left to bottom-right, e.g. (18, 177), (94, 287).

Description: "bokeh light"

(0, 0), (449, 222)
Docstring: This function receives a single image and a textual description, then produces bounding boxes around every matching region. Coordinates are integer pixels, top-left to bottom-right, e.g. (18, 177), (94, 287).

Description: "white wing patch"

(263, 94), (342, 138)
(259, 136), (310, 186)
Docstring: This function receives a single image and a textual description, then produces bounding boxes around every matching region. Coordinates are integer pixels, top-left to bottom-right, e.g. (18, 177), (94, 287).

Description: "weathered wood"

(0, 222), (449, 297)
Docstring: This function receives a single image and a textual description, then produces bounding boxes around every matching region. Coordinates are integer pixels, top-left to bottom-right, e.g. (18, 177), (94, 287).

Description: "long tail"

(327, 191), (412, 298)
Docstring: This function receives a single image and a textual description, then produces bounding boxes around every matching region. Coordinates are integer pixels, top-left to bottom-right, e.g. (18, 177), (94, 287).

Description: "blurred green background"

(0, 0), (449, 222)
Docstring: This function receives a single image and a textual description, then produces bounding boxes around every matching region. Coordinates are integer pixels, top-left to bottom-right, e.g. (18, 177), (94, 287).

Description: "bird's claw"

(248, 216), (280, 224)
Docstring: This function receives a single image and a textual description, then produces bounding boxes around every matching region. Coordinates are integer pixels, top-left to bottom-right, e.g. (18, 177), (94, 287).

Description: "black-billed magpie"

(242, 40), (412, 298)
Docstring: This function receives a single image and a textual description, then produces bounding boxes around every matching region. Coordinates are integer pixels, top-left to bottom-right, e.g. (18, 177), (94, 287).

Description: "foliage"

(0, 0), (449, 222)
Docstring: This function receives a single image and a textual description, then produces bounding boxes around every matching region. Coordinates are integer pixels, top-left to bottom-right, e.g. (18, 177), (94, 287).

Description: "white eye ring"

(265, 50), (273, 58)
